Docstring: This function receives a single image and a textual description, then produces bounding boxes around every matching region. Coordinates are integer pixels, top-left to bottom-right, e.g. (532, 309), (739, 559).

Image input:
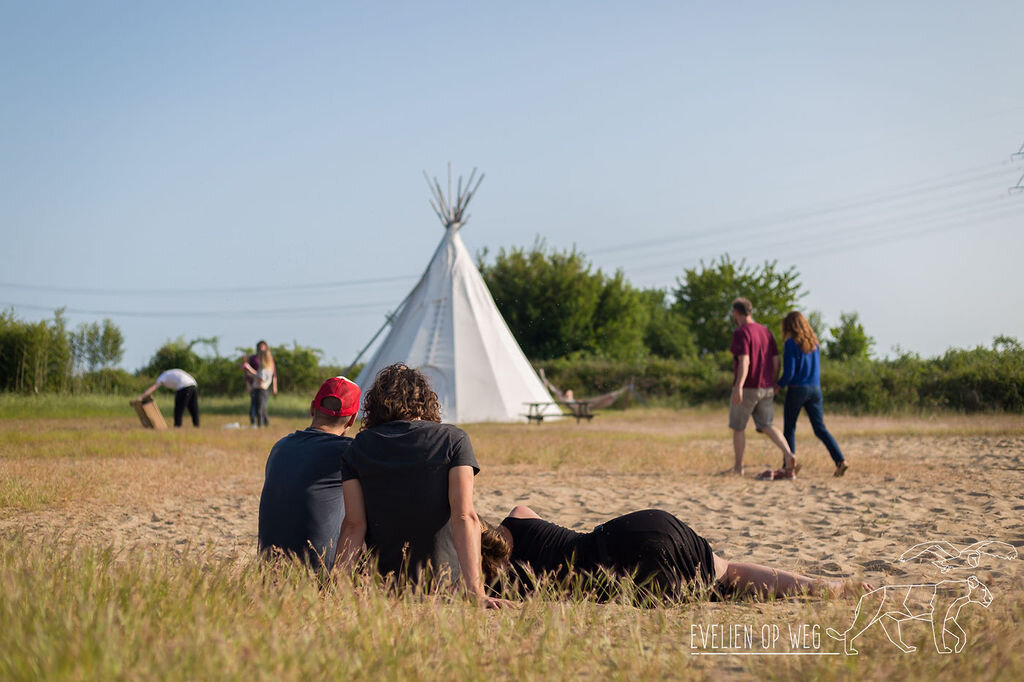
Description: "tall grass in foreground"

(0, 538), (1020, 681)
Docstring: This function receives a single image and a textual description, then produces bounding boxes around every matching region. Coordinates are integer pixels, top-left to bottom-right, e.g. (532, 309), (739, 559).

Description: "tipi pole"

(342, 290), (414, 379)
(342, 317), (391, 379)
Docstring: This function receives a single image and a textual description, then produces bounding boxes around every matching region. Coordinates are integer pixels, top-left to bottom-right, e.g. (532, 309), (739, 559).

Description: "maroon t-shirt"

(731, 322), (778, 389)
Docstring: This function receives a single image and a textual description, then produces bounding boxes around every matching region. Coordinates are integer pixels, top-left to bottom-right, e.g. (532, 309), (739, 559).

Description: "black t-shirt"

(257, 428), (352, 572)
(502, 516), (602, 585)
(341, 420), (479, 577)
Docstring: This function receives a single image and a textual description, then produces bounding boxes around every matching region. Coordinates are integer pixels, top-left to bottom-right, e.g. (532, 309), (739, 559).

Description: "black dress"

(501, 509), (717, 601)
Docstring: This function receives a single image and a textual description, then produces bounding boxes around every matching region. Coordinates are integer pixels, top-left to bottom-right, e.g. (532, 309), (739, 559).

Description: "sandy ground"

(4, 431), (1023, 595)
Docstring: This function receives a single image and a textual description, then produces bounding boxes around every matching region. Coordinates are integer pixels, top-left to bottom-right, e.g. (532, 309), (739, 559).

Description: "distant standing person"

(776, 311), (848, 477)
(728, 298), (795, 477)
(139, 368), (199, 428)
(244, 341), (278, 427)
(243, 343), (261, 426)
(258, 376), (361, 574)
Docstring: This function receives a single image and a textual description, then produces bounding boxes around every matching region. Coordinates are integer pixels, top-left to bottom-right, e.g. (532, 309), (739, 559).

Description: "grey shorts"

(729, 387), (775, 431)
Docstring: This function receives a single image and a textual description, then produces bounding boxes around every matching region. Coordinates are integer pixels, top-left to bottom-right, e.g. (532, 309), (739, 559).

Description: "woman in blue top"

(775, 311), (848, 477)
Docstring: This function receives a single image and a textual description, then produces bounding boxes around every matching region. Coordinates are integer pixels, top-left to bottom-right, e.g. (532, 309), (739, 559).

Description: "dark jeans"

(249, 387), (258, 425)
(253, 388), (269, 427)
(783, 385), (843, 465)
(174, 386), (200, 427)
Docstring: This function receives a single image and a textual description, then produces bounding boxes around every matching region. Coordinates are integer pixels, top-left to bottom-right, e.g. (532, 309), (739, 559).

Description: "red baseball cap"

(311, 376), (361, 417)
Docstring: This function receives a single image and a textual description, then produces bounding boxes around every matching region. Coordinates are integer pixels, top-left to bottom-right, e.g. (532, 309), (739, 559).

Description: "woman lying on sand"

(481, 507), (871, 601)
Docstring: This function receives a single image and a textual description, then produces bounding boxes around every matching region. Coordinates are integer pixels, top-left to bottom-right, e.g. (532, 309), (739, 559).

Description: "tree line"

(0, 310), (125, 393)
(478, 243), (873, 362)
(478, 244), (1021, 412)
(1, 246), (1020, 412)
(0, 309), (347, 396)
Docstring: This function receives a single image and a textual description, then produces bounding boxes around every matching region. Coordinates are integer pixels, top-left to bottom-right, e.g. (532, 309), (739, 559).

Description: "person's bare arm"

(449, 466), (513, 608)
(732, 355), (749, 405)
(336, 479), (367, 570)
(449, 466), (484, 596)
(139, 383), (159, 401)
(272, 372), (278, 395)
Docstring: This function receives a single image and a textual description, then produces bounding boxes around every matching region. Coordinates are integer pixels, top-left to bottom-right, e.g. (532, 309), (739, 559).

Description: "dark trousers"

(783, 385), (843, 465)
(253, 388), (269, 427)
(249, 387), (259, 425)
(173, 386), (200, 427)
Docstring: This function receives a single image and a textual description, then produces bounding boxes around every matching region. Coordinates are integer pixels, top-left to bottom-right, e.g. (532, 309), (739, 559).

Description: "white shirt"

(255, 367), (274, 390)
(156, 369), (198, 391)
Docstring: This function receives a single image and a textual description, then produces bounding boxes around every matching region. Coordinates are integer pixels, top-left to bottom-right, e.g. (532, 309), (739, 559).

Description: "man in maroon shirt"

(728, 298), (795, 477)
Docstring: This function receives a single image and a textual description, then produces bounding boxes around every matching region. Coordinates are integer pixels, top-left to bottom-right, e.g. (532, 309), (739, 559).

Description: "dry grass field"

(1, 399), (1022, 681)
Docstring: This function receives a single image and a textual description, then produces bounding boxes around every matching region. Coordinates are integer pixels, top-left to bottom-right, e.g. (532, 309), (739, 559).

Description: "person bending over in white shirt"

(139, 368), (199, 427)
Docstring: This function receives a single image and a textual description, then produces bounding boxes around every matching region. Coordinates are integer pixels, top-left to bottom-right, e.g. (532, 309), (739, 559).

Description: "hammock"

(538, 369), (637, 411)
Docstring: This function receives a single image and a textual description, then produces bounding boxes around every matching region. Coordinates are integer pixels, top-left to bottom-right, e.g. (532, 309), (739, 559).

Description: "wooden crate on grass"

(130, 397), (167, 430)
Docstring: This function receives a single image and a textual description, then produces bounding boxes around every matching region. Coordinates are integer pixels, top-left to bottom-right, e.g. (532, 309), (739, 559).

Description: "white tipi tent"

(354, 167), (558, 424)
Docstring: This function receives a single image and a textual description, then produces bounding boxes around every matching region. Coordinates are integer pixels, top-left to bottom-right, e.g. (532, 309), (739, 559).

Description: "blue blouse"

(777, 338), (820, 388)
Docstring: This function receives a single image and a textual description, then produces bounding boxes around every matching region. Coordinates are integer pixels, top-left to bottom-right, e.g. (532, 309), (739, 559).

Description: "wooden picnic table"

(523, 401), (595, 424)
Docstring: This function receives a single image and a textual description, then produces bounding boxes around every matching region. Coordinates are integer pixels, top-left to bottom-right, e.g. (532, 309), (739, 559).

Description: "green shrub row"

(0, 309), (359, 397)
(137, 337), (358, 396)
(539, 340), (1024, 413)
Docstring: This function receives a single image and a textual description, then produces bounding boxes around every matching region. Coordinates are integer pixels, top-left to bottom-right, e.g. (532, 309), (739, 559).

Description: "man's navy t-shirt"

(341, 420), (479, 577)
(257, 428), (351, 571)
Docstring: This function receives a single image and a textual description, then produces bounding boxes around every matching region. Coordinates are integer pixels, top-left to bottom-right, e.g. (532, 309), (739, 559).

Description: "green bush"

(138, 338), (349, 397)
(479, 241), (650, 360)
(75, 368), (150, 395)
(0, 309), (74, 393)
(673, 254), (806, 356)
(540, 356), (732, 408)
(540, 338), (1024, 414)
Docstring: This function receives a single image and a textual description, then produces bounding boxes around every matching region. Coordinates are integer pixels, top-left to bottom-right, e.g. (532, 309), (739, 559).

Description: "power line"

(1012, 141), (1024, 193)
(4, 160), (1017, 301)
(610, 189), (1015, 270)
(787, 202), (1020, 260)
(622, 199), (1020, 281)
(0, 274), (419, 297)
(588, 162), (1011, 258)
(0, 300), (403, 319)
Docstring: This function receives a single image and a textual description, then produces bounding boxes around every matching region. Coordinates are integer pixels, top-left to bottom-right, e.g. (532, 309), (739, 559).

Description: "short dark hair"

(311, 395), (349, 427)
(732, 298), (753, 316)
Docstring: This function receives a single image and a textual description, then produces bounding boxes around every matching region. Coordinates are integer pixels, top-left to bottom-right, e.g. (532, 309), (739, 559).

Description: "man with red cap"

(257, 376), (361, 574)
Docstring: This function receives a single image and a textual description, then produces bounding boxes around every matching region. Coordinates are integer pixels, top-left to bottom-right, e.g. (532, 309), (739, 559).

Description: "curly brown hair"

(480, 519), (512, 586)
(782, 311), (820, 354)
(360, 363), (442, 429)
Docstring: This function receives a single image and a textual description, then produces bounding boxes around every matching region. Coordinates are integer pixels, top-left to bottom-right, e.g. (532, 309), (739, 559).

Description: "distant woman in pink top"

(244, 343), (278, 427)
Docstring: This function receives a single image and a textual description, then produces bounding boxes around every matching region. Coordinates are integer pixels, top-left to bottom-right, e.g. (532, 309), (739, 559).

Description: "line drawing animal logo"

(898, 540), (1017, 573)
(826, 577), (993, 655)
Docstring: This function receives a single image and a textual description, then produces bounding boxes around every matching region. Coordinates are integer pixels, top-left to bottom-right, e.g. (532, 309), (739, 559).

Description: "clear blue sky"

(2, 1), (1022, 372)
